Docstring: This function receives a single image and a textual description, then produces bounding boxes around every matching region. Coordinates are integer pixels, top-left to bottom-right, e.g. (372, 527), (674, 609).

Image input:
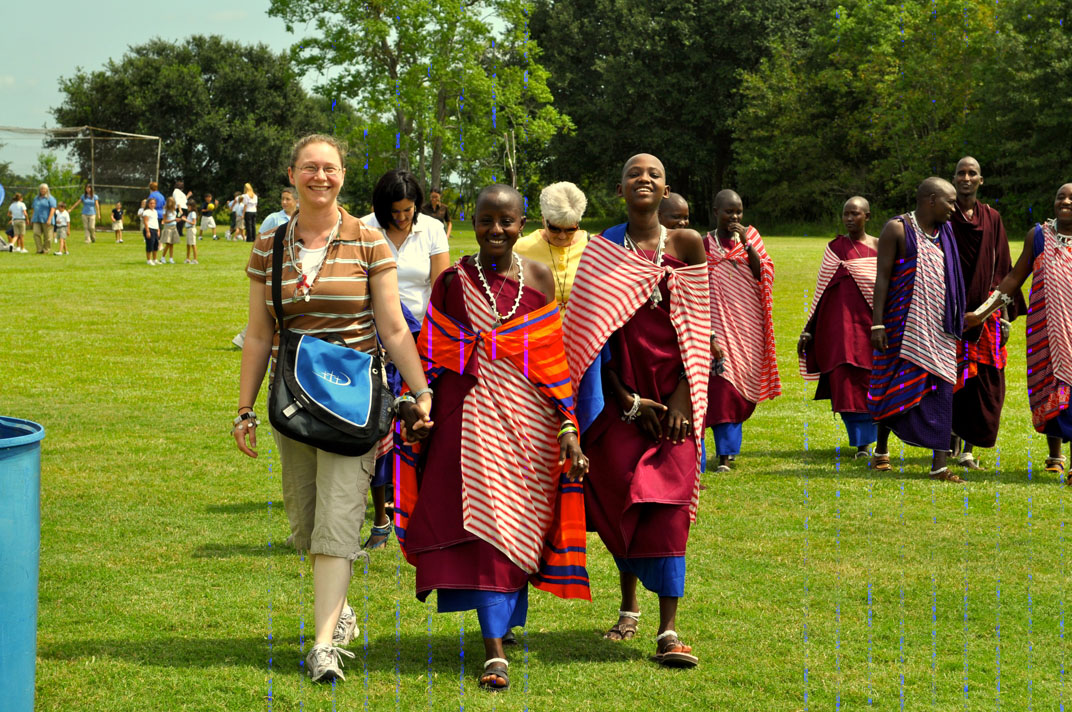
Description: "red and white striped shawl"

(1040, 222), (1072, 387)
(454, 267), (563, 574)
(798, 244), (877, 380)
(705, 228), (781, 403)
(901, 232), (958, 384)
(563, 234), (711, 520)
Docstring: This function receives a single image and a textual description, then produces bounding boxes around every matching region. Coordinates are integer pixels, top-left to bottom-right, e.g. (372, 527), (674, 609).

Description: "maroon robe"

(583, 254), (695, 559)
(804, 235), (876, 413)
(405, 261), (550, 597)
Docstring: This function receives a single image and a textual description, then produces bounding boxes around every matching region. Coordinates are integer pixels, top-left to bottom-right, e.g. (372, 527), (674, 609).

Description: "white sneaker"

(184, 259), (191, 264)
(191, 259), (198, 264)
(147, 260), (153, 265)
(168, 258), (175, 264)
(332, 605), (358, 646)
(305, 643), (354, 682)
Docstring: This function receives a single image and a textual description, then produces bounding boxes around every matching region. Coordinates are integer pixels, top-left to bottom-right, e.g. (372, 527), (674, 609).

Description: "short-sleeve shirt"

(9, 201), (27, 220)
(421, 202), (452, 227)
(243, 193), (258, 214)
(31, 195), (56, 223)
(79, 195), (98, 216)
(246, 208), (396, 366)
(148, 190), (166, 219)
(142, 209), (159, 230)
(360, 211), (448, 323)
(171, 189), (189, 211)
(112, 208), (124, 222)
(54, 210), (70, 228)
(258, 209), (291, 237)
(514, 228), (590, 305)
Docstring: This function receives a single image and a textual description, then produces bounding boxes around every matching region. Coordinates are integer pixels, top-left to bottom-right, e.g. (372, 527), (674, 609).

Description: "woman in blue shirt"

(79, 184), (101, 243)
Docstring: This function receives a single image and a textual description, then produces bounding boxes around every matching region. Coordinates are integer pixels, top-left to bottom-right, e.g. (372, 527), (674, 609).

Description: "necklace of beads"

(624, 224), (667, 307)
(908, 211), (938, 242)
(475, 252), (524, 323)
(1049, 219), (1072, 248)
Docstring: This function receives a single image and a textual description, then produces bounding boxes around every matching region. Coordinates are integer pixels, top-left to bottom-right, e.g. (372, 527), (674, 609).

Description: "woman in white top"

(361, 169), (450, 549)
(242, 183), (258, 243)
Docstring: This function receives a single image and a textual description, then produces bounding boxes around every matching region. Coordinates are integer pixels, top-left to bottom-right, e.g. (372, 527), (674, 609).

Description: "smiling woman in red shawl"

(704, 189), (781, 473)
(564, 153), (710, 669)
(967, 183), (1072, 484)
(798, 197), (879, 457)
(395, 184), (590, 692)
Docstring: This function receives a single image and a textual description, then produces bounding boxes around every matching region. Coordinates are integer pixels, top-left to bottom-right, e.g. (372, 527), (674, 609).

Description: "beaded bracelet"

(621, 393), (641, 422)
(558, 423), (579, 440)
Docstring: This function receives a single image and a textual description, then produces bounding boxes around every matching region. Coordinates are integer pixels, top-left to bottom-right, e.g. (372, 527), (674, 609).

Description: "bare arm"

(870, 220), (906, 351)
(965, 228), (1036, 330)
(370, 268), (433, 429)
(234, 281), (274, 457)
(429, 252), (450, 291)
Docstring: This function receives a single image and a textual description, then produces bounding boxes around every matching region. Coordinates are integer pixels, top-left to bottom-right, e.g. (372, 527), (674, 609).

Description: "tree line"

(41, 1), (1071, 231)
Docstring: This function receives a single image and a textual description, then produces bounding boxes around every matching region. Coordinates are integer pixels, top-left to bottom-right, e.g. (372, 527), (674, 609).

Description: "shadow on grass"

(38, 629), (645, 674)
(191, 542), (294, 558)
(205, 501), (269, 514)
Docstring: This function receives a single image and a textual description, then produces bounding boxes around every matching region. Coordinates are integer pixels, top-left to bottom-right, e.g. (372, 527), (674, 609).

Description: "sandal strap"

(929, 467), (949, 476)
(957, 453), (975, 464)
(656, 629), (678, 641)
(618, 610), (640, 620)
(1047, 456), (1068, 464)
(483, 657), (508, 669)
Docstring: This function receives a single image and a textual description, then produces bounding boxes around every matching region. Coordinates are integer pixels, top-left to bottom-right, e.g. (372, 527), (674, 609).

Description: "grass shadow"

(39, 636), (268, 669)
(191, 542), (294, 558)
(205, 501), (269, 514)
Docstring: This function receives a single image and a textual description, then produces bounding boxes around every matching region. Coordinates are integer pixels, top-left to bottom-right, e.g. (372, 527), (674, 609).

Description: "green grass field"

(3, 225), (1069, 711)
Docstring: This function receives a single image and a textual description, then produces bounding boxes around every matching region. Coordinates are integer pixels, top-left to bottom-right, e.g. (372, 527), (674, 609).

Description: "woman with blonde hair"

(242, 182), (258, 242)
(514, 181), (589, 307)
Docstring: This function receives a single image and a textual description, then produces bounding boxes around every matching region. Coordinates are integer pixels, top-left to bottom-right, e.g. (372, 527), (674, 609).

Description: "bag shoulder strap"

(271, 223), (288, 335)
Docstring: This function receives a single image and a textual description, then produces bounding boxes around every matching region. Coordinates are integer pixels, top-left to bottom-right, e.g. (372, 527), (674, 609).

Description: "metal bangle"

(870, 325), (886, 331)
(621, 393), (641, 422)
(412, 387), (433, 400)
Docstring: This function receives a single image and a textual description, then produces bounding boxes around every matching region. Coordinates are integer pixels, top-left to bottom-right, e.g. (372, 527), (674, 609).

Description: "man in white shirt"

(172, 180), (192, 240)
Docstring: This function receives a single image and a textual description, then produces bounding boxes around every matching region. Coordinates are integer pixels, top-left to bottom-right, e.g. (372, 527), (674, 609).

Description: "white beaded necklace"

(475, 252), (524, 324)
(623, 224), (667, 307)
(1048, 219), (1072, 248)
(908, 211), (938, 242)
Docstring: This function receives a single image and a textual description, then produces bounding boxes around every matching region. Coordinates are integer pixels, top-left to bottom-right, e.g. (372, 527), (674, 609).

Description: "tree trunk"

(430, 86), (449, 191)
(416, 121), (427, 187)
(395, 107), (410, 170)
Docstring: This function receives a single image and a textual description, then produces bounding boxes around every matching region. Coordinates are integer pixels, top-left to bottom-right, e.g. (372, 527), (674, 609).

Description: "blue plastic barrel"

(0, 417), (45, 712)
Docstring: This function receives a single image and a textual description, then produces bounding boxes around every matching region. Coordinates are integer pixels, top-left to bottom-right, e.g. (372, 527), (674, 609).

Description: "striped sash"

(900, 229), (958, 384)
(397, 265), (589, 599)
(1027, 222), (1072, 429)
(799, 244), (877, 380)
(706, 228), (781, 402)
(563, 230), (710, 520)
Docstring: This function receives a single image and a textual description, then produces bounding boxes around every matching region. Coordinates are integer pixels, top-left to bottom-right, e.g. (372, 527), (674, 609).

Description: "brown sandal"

(870, 452), (891, 472)
(654, 630), (698, 668)
(603, 610), (639, 640)
(929, 467), (964, 483)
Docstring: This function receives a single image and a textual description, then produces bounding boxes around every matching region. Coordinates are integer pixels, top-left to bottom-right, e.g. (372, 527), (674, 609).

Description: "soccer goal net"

(0, 125), (160, 204)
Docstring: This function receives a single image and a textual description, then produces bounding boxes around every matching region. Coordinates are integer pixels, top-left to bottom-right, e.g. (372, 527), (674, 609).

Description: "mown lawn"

(2, 222), (1068, 711)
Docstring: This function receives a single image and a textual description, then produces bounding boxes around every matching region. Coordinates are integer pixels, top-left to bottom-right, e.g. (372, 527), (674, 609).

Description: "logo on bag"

(317, 370), (352, 387)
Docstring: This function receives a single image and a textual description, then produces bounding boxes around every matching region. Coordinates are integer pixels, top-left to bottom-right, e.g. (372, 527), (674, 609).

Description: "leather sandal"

(870, 452), (891, 471)
(1046, 456), (1067, 475)
(604, 610), (639, 640)
(956, 452), (984, 470)
(654, 630), (698, 668)
(479, 658), (509, 691)
(929, 467), (964, 483)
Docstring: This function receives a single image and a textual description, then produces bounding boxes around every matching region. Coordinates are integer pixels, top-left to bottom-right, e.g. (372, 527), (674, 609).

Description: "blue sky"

(0, 1), (306, 174)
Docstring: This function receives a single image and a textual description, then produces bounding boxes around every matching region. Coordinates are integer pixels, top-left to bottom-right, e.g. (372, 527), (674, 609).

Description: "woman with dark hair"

(78, 184), (101, 244)
(361, 169), (450, 549)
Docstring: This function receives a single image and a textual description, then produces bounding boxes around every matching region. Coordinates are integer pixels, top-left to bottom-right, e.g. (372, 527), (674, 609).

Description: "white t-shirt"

(243, 193), (258, 214)
(360, 211), (448, 323)
(231, 198), (245, 217)
(171, 189), (189, 211)
(142, 209), (159, 230)
(54, 210), (70, 228)
(9, 201), (27, 220)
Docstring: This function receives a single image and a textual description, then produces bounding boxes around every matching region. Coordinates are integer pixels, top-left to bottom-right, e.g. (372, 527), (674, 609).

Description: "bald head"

(842, 196), (871, 237)
(917, 177), (956, 202)
(954, 156), (983, 202)
(622, 153), (665, 182)
(916, 176), (957, 225)
(475, 183), (524, 214)
(659, 192), (690, 229)
(955, 156), (980, 174)
(714, 189), (742, 210)
(844, 196), (870, 213)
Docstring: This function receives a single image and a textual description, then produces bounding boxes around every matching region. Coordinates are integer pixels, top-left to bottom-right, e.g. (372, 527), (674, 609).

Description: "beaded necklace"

(624, 224), (667, 307)
(908, 211), (939, 243)
(475, 252), (524, 323)
(1049, 219), (1072, 248)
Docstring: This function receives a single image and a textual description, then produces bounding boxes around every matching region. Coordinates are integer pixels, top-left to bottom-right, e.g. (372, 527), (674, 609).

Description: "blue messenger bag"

(267, 227), (393, 456)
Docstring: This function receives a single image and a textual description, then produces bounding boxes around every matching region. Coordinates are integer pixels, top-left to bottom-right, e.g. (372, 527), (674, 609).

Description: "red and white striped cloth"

(705, 228), (781, 403)
(798, 245), (877, 380)
(901, 233), (958, 384)
(454, 267), (562, 574)
(563, 234), (711, 520)
(1041, 221), (1072, 387)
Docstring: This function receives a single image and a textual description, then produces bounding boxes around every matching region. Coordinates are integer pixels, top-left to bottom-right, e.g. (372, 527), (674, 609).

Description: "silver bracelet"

(870, 325), (886, 331)
(393, 394), (416, 412)
(412, 387), (433, 400)
(233, 411), (260, 426)
(621, 393), (641, 422)
(800, 332), (812, 338)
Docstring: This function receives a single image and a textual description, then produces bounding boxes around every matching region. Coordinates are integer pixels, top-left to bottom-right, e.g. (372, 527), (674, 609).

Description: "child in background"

(7, 192), (28, 252)
(228, 191), (244, 240)
(53, 202), (71, 255)
(143, 197), (160, 265)
(111, 202), (124, 243)
(160, 196), (179, 263)
(184, 202), (199, 264)
(201, 194), (217, 240)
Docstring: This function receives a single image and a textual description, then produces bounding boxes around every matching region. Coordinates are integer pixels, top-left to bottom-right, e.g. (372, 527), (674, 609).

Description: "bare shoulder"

(522, 256), (555, 304)
(668, 228), (706, 265)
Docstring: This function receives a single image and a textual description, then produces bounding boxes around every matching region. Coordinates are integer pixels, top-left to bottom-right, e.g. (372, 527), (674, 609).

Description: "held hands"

(796, 333), (812, 358)
(558, 432), (589, 482)
(399, 393), (434, 443)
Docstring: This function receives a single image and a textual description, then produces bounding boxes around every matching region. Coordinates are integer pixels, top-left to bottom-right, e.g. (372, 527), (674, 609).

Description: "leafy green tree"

(268, 0), (570, 195)
(50, 36), (350, 201)
(530, 0), (823, 225)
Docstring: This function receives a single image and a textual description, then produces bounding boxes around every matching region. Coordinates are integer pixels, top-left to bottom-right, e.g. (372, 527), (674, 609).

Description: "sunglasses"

(546, 224), (579, 235)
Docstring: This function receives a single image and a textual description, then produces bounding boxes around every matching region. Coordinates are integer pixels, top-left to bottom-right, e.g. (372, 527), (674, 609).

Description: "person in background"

(53, 201), (71, 255)
(172, 180), (192, 242)
(360, 169), (449, 550)
(201, 194), (218, 240)
(242, 183), (258, 242)
(658, 192), (690, 230)
(421, 186), (453, 239)
(8, 192), (28, 252)
(148, 181), (166, 225)
(184, 202), (199, 264)
(159, 196), (180, 264)
(514, 181), (590, 308)
(30, 183), (56, 254)
(78, 184), (101, 244)
(142, 197), (160, 265)
(111, 202), (125, 243)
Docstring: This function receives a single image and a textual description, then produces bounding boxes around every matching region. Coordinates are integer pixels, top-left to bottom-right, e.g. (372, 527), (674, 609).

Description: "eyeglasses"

(298, 164), (342, 176)
(546, 224), (579, 235)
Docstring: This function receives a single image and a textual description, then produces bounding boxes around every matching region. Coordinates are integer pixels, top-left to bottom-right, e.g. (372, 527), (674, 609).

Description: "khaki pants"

(12, 219), (26, 237)
(273, 429), (376, 560)
(83, 214), (96, 242)
(32, 222), (53, 253)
